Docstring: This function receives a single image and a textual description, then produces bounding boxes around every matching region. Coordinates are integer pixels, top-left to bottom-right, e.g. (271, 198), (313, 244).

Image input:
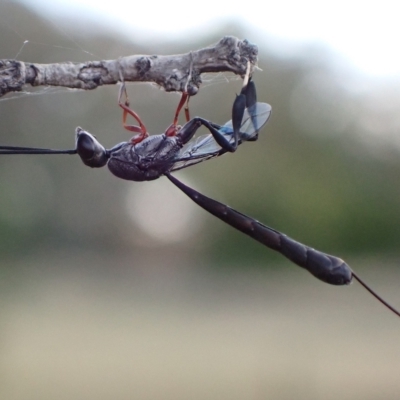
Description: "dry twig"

(0, 36), (258, 98)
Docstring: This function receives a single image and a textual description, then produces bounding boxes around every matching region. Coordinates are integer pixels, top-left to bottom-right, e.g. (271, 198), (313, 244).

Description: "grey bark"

(0, 36), (258, 98)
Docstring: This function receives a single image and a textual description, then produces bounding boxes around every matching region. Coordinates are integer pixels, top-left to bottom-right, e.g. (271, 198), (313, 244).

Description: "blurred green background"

(0, 2), (399, 400)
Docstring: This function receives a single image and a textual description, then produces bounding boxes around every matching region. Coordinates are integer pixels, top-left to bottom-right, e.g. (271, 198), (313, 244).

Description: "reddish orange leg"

(165, 53), (193, 136)
(184, 96), (191, 122)
(165, 92), (190, 137)
(183, 53), (193, 123)
(173, 92), (190, 125)
(118, 82), (149, 144)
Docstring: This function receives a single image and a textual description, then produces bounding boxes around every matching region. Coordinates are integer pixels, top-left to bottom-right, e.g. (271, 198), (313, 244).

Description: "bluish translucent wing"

(171, 102), (271, 172)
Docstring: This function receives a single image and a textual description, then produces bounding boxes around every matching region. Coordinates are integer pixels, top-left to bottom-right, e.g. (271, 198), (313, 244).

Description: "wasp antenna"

(352, 272), (400, 318)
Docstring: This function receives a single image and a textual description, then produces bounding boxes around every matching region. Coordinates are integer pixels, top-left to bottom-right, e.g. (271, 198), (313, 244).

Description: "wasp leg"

(230, 60), (258, 150)
(165, 54), (193, 136)
(165, 91), (190, 137)
(177, 117), (240, 152)
(231, 93), (246, 150)
(117, 82), (149, 144)
(242, 78), (257, 109)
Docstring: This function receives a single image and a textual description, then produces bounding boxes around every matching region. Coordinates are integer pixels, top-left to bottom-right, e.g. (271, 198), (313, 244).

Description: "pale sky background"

(25, 0), (400, 77)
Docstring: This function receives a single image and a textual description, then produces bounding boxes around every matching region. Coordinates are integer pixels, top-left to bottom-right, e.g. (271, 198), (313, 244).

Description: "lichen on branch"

(0, 36), (258, 98)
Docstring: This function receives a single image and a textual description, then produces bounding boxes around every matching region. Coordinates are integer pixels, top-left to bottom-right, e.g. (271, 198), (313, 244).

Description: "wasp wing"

(171, 102), (271, 172)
